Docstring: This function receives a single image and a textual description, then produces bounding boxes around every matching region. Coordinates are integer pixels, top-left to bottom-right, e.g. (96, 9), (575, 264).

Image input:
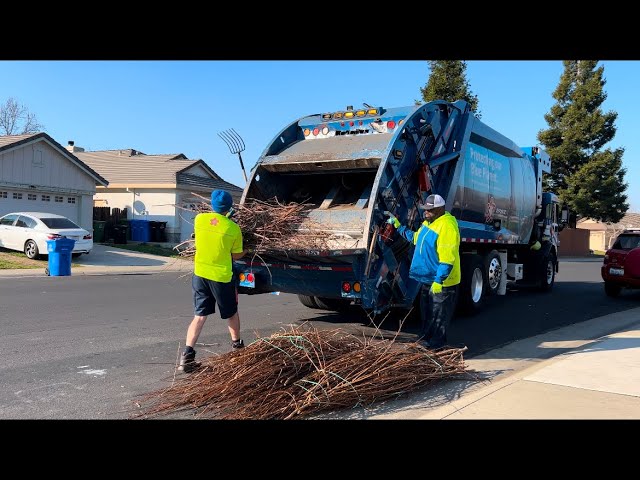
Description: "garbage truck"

(234, 100), (568, 314)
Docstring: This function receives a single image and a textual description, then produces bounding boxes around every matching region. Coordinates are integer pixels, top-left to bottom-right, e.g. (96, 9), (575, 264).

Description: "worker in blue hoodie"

(386, 194), (461, 349)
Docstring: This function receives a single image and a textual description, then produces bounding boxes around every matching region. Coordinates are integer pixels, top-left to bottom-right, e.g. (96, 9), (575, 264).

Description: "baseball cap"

(421, 194), (446, 210)
(210, 189), (233, 213)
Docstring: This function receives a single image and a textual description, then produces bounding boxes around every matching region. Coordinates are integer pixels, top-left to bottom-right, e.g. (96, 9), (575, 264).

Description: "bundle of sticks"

(174, 196), (329, 257)
(133, 326), (470, 420)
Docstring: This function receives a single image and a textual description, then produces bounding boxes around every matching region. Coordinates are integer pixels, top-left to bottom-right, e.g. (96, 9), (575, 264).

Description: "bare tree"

(0, 97), (44, 135)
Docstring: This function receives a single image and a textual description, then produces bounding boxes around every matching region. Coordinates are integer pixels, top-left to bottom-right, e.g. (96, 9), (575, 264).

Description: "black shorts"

(192, 274), (238, 319)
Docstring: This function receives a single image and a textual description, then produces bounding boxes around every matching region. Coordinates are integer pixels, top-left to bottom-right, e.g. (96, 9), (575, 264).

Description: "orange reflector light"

(303, 128), (310, 136)
(342, 281), (351, 293)
(353, 282), (361, 293)
(239, 273), (246, 281)
(344, 111), (354, 118)
(356, 110), (366, 117)
(387, 120), (396, 129)
(367, 109), (378, 115)
(398, 119), (404, 125)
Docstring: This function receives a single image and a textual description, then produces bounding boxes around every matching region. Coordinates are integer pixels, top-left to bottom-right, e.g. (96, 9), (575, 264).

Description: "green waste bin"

(93, 221), (107, 243)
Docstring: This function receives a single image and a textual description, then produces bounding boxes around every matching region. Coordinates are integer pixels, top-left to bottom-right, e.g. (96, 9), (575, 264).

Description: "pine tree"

(419, 61), (480, 116)
(538, 61), (628, 223)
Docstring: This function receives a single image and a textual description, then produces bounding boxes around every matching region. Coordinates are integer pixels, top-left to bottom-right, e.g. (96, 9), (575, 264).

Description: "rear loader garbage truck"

(234, 100), (568, 315)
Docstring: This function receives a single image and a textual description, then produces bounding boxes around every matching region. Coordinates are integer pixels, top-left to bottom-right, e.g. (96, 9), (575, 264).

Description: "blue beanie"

(211, 189), (233, 213)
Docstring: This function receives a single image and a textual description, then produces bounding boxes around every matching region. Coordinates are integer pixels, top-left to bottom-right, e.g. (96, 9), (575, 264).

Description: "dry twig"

(133, 325), (470, 420)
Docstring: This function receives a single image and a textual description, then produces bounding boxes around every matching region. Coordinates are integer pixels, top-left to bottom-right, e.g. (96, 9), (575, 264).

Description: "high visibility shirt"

(397, 211), (461, 286)
(193, 212), (243, 283)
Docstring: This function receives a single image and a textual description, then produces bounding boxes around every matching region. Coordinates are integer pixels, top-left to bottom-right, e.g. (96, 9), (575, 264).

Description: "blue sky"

(0, 60), (637, 211)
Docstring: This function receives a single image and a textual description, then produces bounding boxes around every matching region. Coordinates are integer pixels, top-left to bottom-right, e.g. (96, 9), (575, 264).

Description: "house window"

(55, 196), (63, 203)
(28, 194), (37, 200)
(67, 197), (76, 204)
(42, 195), (50, 201)
(13, 192), (22, 200)
(0, 191), (7, 198)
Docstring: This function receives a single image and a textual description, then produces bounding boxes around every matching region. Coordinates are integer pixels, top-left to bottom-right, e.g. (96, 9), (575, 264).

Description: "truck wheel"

(604, 281), (622, 297)
(298, 295), (320, 309)
(484, 250), (502, 296)
(314, 297), (351, 312)
(457, 254), (485, 315)
(538, 253), (556, 292)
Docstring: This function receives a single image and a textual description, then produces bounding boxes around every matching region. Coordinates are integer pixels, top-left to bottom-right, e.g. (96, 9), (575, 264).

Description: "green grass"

(592, 250), (606, 256)
(105, 243), (180, 258)
(0, 259), (41, 269)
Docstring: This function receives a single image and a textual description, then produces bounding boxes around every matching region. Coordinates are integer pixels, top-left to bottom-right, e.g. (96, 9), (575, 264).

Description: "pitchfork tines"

(218, 128), (248, 183)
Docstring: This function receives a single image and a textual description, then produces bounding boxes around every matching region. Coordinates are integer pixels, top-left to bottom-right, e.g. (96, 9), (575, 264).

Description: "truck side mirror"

(561, 205), (569, 225)
(558, 205), (569, 231)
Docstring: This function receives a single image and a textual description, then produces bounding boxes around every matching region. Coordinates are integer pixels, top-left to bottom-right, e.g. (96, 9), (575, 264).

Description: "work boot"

(231, 339), (245, 350)
(178, 348), (199, 373)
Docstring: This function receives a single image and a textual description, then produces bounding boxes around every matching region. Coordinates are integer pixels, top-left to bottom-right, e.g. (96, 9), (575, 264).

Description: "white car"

(0, 212), (93, 259)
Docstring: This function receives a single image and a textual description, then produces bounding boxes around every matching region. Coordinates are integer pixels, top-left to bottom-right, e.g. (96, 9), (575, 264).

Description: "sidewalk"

(373, 307), (640, 419)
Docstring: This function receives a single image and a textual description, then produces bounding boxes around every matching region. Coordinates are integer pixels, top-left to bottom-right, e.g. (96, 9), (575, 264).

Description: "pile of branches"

(174, 196), (329, 257)
(133, 326), (470, 420)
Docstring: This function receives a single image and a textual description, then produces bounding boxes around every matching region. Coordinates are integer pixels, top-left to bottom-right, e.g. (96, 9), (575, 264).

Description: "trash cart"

(93, 220), (107, 243)
(46, 237), (76, 276)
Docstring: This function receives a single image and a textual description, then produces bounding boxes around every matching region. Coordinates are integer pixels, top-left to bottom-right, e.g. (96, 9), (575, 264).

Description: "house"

(0, 133), (108, 230)
(578, 212), (640, 252)
(71, 143), (243, 243)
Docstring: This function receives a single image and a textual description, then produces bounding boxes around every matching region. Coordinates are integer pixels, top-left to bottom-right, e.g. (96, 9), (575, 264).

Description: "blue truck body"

(235, 100), (565, 314)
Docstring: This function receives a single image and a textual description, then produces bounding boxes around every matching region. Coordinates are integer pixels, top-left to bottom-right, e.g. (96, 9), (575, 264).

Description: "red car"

(601, 229), (640, 297)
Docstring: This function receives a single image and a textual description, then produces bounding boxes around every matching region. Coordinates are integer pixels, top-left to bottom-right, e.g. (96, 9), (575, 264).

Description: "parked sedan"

(0, 212), (93, 259)
(601, 229), (640, 297)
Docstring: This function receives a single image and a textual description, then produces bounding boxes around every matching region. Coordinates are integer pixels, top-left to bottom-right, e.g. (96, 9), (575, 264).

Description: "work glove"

(430, 282), (443, 294)
(384, 211), (401, 228)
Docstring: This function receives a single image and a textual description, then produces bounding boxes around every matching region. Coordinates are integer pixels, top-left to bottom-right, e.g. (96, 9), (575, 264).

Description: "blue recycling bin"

(46, 237), (76, 276)
(130, 219), (151, 242)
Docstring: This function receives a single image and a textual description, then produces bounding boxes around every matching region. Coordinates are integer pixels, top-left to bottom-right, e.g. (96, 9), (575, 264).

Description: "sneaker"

(178, 349), (199, 373)
(231, 339), (245, 350)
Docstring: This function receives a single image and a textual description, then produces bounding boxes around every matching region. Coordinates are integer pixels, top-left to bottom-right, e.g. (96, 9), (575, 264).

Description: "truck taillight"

(83, 234), (92, 240)
(604, 254), (609, 262)
(387, 120), (396, 129)
(342, 281), (351, 293)
(312, 128), (319, 136)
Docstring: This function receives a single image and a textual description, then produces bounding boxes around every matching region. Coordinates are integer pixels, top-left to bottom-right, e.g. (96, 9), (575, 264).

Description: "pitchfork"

(218, 128), (248, 183)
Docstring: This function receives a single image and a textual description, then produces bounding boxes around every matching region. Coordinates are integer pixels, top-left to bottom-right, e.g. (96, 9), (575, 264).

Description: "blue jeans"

(419, 283), (458, 348)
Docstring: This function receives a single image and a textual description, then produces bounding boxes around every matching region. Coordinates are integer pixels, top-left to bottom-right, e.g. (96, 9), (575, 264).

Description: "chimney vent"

(68, 141), (74, 146)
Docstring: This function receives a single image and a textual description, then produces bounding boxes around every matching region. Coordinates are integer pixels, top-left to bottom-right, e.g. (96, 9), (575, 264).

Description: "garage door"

(0, 189), (80, 224)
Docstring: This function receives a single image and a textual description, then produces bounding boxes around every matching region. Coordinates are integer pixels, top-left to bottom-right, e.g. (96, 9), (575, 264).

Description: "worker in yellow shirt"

(179, 189), (246, 373)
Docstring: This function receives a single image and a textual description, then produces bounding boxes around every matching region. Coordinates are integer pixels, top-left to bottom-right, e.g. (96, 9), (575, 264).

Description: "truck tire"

(298, 294), (320, 309)
(457, 254), (485, 315)
(538, 252), (556, 292)
(604, 281), (622, 297)
(314, 297), (351, 312)
(484, 250), (502, 296)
